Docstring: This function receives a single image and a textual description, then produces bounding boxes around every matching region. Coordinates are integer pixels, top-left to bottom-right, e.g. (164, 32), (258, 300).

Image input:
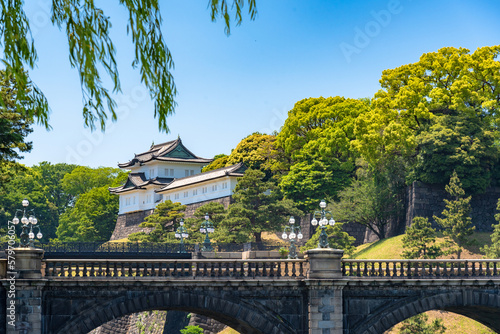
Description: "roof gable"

(118, 137), (212, 168)
(161, 142), (197, 159)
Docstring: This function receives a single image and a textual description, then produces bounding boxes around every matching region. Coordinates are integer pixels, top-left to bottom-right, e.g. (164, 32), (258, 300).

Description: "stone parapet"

(305, 248), (344, 279)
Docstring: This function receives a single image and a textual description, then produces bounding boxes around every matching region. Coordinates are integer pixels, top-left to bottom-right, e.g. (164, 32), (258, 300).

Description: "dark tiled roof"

(109, 173), (174, 194)
(156, 162), (246, 193)
(118, 138), (212, 168)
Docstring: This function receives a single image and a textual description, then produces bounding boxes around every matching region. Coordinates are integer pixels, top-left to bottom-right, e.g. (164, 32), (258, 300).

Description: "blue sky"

(19, 0), (500, 168)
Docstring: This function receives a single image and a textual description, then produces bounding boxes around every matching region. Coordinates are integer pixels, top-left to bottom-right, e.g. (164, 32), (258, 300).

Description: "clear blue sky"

(19, 0), (500, 168)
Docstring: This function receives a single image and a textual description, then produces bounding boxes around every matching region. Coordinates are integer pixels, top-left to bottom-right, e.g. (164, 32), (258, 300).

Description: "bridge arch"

(356, 291), (500, 334)
(51, 289), (296, 334)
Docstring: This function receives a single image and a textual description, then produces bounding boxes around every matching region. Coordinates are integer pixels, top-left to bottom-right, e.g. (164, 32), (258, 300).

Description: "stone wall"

(406, 181), (500, 231)
(88, 310), (190, 334)
(188, 314), (228, 334)
(110, 197), (233, 241)
(184, 196), (232, 217)
(110, 209), (155, 241)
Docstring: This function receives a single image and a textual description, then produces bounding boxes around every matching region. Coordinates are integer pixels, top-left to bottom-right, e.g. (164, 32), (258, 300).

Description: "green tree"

(481, 198), (500, 258)
(128, 200), (186, 243)
(180, 325), (203, 334)
(0, 162), (77, 239)
(56, 186), (118, 241)
(354, 46), (500, 192)
(183, 202), (227, 244)
(301, 224), (355, 255)
(202, 133), (280, 177)
(0, 1), (257, 131)
(221, 169), (302, 243)
(276, 96), (368, 211)
(433, 171), (476, 259)
(401, 217), (441, 259)
(412, 115), (498, 194)
(332, 162), (402, 241)
(62, 166), (126, 198)
(399, 313), (446, 334)
(0, 70), (34, 163)
(202, 154), (229, 172)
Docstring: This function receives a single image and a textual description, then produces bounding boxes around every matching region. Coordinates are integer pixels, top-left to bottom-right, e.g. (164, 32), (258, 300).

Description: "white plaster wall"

(161, 177), (238, 205)
(127, 162), (204, 179)
(118, 187), (162, 214)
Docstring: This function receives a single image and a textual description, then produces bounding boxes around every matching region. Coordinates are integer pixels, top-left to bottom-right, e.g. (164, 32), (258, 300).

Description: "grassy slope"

(350, 232), (496, 334)
(350, 232), (492, 259)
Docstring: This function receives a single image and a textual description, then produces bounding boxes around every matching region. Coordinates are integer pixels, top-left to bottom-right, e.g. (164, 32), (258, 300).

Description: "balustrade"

(342, 259), (500, 278)
(43, 259), (307, 279)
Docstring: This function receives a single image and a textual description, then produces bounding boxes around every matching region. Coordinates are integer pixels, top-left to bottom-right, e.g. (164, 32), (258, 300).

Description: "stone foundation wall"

(184, 196), (233, 217)
(406, 181), (500, 231)
(110, 209), (155, 241)
(89, 310), (191, 334)
(110, 197), (233, 241)
(188, 314), (228, 334)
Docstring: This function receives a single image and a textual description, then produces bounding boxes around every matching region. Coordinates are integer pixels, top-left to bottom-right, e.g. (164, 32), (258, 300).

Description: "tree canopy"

(276, 96), (368, 211)
(221, 169), (302, 243)
(0, 0), (257, 131)
(354, 46), (500, 190)
(0, 70), (34, 163)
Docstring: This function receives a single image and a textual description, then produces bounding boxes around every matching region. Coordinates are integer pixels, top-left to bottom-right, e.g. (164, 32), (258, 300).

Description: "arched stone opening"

(51, 289), (296, 334)
(356, 291), (500, 334)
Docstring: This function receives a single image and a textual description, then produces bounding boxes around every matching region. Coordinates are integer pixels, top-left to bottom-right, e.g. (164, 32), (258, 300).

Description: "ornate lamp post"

(281, 216), (303, 259)
(310, 199), (335, 248)
(9, 199), (43, 248)
(174, 218), (189, 253)
(200, 213), (214, 251)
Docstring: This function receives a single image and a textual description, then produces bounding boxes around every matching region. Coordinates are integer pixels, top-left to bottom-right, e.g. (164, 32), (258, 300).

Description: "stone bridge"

(1, 248), (500, 334)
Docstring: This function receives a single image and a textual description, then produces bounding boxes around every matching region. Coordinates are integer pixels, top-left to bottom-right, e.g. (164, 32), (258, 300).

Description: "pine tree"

(481, 198), (500, 258)
(401, 217), (441, 259)
(128, 200), (186, 242)
(433, 171), (476, 259)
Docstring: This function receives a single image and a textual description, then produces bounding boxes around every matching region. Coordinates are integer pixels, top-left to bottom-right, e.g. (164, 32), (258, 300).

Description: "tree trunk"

(254, 232), (262, 243)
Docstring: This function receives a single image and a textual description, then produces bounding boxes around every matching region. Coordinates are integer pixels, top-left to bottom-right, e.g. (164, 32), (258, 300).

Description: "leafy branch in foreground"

(0, 0), (257, 131)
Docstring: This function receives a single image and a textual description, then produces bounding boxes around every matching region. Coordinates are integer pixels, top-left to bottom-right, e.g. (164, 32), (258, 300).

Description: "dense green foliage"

(0, 163), (123, 242)
(221, 169), (302, 243)
(399, 313), (446, 334)
(276, 96), (367, 211)
(0, 1), (257, 132)
(180, 325), (203, 334)
(184, 202), (228, 244)
(128, 200), (186, 243)
(203, 133), (278, 177)
(354, 46), (500, 192)
(301, 224), (355, 255)
(401, 217), (441, 259)
(482, 199), (500, 258)
(0, 70), (34, 164)
(433, 171), (476, 259)
(56, 186), (118, 241)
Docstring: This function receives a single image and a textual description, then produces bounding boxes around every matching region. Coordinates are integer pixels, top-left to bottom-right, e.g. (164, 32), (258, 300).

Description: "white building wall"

(118, 186), (163, 214)
(161, 176), (238, 206)
(127, 162), (204, 179)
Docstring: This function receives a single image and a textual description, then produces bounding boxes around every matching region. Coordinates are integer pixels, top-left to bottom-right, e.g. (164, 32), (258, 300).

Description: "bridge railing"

(342, 259), (500, 278)
(43, 259), (307, 279)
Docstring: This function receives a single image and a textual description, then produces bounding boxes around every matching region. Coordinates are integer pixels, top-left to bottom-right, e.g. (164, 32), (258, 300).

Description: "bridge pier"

(305, 248), (345, 334)
(3, 248), (45, 334)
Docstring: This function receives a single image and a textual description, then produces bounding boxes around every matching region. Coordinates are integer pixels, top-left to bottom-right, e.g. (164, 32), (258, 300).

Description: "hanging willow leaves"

(0, 0), (257, 131)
